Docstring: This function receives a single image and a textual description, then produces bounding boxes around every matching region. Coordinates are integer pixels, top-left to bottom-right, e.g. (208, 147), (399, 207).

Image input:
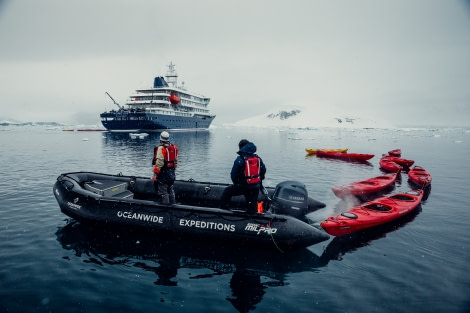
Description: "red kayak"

(388, 149), (401, 157)
(317, 150), (374, 161)
(320, 190), (424, 236)
(408, 166), (432, 188)
(382, 154), (414, 167)
(332, 172), (398, 198)
(379, 156), (403, 173)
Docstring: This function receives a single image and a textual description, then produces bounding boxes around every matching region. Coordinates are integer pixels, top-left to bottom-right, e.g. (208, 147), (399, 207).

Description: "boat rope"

(267, 221), (284, 254)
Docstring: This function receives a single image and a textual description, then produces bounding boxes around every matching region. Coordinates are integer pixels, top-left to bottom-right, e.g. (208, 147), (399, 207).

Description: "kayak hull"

(408, 166), (432, 188)
(382, 154), (414, 167)
(379, 156), (403, 173)
(332, 173), (398, 198)
(388, 149), (402, 157)
(321, 190), (424, 236)
(306, 148), (348, 155)
(317, 150), (374, 161)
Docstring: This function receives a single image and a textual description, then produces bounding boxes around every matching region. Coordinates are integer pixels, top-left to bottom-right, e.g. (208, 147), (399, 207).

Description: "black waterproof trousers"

(219, 184), (259, 213)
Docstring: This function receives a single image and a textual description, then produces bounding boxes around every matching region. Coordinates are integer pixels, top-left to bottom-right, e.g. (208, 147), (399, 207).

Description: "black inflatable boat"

(53, 172), (329, 251)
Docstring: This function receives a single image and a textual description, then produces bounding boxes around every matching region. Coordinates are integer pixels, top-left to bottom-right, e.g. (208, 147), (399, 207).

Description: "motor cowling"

(270, 181), (309, 219)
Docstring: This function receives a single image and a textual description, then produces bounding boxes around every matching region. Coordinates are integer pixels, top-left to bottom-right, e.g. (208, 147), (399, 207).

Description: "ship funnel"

(154, 77), (169, 88)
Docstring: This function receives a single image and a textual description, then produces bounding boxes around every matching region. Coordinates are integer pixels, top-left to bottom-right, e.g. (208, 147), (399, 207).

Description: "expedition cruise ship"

(100, 62), (215, 131)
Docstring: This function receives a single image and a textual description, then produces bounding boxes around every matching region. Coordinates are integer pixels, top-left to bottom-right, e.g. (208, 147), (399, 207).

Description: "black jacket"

(230, 142), (266, 187)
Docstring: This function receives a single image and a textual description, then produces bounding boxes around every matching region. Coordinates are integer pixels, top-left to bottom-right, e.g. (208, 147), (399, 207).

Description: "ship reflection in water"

(56, 208), (420, 312)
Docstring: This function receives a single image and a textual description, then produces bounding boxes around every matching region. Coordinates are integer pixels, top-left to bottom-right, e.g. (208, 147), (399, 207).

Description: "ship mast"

(165, 62), (178, 88)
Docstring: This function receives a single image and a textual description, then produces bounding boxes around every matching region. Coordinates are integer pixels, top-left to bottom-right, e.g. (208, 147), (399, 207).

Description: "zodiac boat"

(53, 172), (330, 251)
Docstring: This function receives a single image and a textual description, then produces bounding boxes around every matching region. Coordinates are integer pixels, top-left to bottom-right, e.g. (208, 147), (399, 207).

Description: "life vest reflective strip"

(244, 156), (261, 184)
(163, 144), (177, 168)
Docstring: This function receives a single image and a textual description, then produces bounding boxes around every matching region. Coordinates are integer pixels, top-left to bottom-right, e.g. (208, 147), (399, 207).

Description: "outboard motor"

(270, 181), (309, 220)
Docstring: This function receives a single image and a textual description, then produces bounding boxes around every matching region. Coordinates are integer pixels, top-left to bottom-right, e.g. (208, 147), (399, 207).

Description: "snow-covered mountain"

(231, 105), (396, 129)
(0, 120), (65, 127)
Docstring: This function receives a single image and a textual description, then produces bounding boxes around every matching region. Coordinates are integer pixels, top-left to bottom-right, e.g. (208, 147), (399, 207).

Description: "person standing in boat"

(219, 139), (266, 214)
(152, 131), (178, 204)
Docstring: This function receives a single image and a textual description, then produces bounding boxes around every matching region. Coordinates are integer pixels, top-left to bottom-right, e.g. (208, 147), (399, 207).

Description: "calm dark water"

(1, 125), (469, 313)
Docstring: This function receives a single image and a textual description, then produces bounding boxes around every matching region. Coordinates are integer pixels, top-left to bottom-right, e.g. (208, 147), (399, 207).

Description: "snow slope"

(230, 105), (396, 129)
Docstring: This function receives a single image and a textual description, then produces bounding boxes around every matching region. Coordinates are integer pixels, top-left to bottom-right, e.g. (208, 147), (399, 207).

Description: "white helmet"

(160, 131), (170, 142)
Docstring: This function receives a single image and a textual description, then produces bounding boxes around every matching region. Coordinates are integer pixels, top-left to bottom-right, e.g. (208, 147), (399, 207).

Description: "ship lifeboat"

(169, 93), (181, 104)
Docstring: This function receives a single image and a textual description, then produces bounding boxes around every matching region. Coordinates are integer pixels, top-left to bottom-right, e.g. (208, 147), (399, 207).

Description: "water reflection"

(100, 131), (217, 180)
(102, 131), (212, 157)
(227, 269), (268, 313)
(55, 208), (421, 312)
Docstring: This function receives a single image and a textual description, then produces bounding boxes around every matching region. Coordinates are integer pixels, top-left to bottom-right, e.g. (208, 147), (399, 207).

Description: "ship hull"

(101, 111), (215, 132)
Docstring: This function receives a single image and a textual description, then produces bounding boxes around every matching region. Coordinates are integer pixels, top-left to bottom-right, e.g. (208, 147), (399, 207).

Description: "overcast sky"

(1, 0), (469, 127)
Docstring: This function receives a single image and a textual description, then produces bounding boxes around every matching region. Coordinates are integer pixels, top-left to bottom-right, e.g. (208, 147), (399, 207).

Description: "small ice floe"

(82, 138), (89, 141)
(129, 133), (149, 139)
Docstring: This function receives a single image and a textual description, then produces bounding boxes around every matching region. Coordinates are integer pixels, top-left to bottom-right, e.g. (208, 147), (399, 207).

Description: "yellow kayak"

(305, 148), (348, 155)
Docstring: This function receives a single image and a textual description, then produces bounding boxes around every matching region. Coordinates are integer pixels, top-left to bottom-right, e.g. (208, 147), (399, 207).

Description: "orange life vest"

(163, 144), (177, 168)
(244, 156), (261, 184)
(153, 144), (178, 174)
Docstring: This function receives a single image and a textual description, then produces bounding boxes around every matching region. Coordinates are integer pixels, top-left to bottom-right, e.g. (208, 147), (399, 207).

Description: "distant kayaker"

(219, 139), (267, 213)
(152, 131), (178, 204)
